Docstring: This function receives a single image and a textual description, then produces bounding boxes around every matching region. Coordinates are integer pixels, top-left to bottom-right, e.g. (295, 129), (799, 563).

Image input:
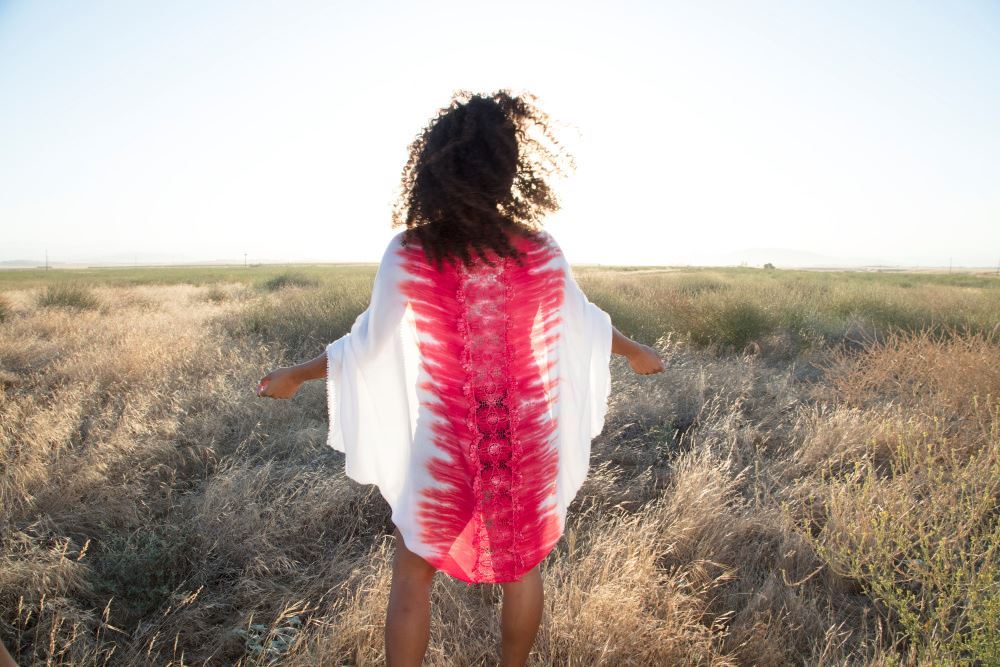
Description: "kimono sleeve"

(547, 234), (614, 510)
(325, 232), (413, 493)
(553, 236), (614, 439)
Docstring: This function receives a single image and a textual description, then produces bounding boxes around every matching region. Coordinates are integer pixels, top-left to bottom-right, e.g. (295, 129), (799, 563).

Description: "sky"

(1, 0), (998, 267)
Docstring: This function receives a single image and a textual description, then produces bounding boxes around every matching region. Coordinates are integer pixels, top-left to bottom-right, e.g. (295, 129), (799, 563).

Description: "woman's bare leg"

(499, 564), (543, 667)
(0, 640), (17, 667)
(385, 527), (437, 667)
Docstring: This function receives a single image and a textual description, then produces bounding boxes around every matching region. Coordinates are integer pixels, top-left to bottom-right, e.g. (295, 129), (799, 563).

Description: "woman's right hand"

(627, 344), (666, 375)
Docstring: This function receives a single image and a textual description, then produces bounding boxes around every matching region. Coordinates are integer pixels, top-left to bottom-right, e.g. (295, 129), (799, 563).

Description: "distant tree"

(763, 262), (776, 270)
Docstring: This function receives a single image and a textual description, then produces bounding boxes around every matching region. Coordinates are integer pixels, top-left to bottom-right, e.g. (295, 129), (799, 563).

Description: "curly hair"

(391, 90), (574, 272)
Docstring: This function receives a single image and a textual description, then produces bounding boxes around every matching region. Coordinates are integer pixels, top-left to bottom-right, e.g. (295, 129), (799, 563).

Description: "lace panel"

(456, 257), (526, 580)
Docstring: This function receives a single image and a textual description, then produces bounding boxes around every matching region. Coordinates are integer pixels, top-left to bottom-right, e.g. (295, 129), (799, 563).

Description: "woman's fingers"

(641, 355), (665, 375)
(632, 346), (666, 375)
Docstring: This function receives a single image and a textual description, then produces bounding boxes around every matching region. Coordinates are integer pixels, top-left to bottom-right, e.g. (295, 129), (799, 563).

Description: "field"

(1, 263), (997, 665)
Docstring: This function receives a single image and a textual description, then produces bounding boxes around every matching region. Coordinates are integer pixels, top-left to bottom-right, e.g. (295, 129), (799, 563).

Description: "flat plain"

(1, 263), (997, 665)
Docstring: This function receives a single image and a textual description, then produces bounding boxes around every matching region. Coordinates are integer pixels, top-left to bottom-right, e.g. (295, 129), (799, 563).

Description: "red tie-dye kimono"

(325, 229), (612, 584)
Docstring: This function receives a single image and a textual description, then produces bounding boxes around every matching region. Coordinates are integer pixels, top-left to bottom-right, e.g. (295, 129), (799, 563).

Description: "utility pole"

(244, 252), (248, 268)
(45, 249), (48, 271)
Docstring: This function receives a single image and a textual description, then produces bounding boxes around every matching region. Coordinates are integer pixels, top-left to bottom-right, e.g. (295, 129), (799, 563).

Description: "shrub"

(91, 526), (187, 623)
(35, 283), (100, 310)
(204, 284), (229, 303)
(259, 272), (320, 291)
(0, 294), (10, 323)
(197, 283), (253, 304)
(806, 417), (999, 664)
(713, 301), (776, 349)
(220, 276), (373, 359)
(686, 298), (777, 350)
(803, 331), (1000, 664)
(672, 274), (729, 295)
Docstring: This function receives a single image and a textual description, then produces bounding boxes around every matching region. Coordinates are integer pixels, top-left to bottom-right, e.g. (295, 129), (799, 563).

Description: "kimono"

(325, 228), (613, 584)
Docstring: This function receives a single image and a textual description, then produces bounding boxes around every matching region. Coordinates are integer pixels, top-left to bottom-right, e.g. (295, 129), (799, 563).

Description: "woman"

(257, 90), (664, 666)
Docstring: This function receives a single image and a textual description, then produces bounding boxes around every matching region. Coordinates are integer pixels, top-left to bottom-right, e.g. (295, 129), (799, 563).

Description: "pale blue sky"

(1, 0), (998, 266)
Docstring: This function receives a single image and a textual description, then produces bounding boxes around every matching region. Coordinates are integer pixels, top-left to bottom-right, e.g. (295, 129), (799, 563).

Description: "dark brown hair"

(391, 90), (573, 271)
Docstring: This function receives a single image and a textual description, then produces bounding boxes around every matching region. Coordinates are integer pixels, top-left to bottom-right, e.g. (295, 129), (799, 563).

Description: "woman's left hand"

(256, 367), (303, 399)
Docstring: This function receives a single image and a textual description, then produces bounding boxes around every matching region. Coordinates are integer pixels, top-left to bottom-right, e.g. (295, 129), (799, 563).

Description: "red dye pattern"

(397, 232), (565, 584)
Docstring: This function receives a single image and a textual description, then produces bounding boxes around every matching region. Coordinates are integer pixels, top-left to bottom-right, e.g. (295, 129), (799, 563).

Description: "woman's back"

(322, 226), (613, 584)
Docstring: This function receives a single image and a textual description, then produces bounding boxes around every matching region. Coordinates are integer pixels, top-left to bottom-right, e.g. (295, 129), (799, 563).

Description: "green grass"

(0, 263), (376, 289)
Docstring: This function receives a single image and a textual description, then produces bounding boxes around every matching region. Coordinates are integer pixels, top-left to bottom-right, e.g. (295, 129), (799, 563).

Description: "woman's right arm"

(612, 324), (665, 375)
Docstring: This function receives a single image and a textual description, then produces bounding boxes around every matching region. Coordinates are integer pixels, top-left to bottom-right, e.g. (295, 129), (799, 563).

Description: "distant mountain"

(0, 253), (234, 267)
(76, 251), (198, 265)
(0, 260), (45, 268)
(0, 255), (370, 268)
(720, 247), (888, 268)
(0, 252), (194, 268)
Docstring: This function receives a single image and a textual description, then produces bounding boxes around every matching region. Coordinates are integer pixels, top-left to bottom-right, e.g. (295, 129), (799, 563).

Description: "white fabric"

(325, 229), (613, 564)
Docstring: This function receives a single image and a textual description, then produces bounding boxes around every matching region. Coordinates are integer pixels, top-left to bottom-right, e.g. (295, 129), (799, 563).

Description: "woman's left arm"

(255, 352), (326, 399)
(292, 352), (327, 382)
(257, 232), (407, 400)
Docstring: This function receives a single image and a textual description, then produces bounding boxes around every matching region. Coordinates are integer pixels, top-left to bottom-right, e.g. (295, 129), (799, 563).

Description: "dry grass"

(1, 270), (997, 665)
